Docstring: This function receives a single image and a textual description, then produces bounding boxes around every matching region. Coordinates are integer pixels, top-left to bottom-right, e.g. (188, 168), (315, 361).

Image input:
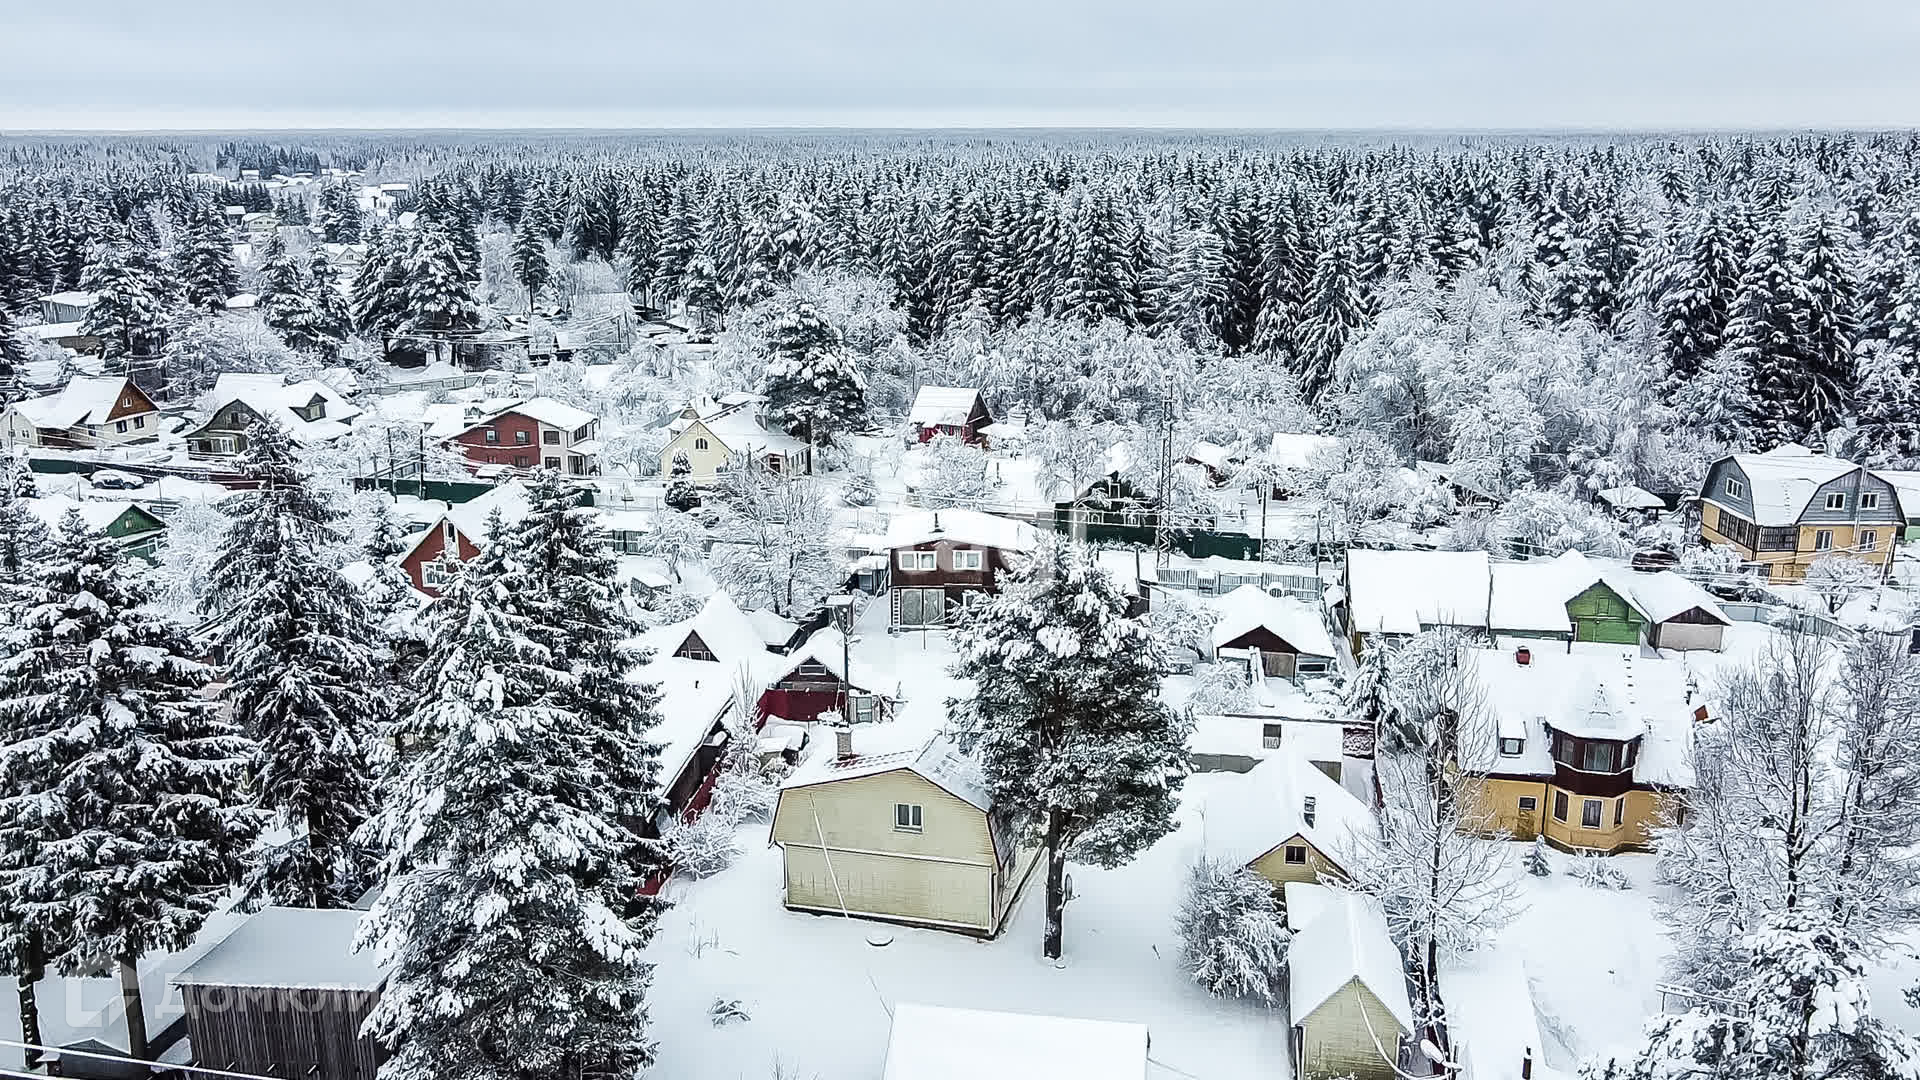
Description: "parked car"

(89, 468), (147, 490)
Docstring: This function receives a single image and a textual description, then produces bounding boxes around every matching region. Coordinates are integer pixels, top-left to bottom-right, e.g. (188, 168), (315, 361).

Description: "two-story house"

(882, 509), (1040, 629)
(448, 397), (600, 476)
(657, 393), (811, 482)
(0, 376), (159, 450)
(1697, 446), (1905, 580)
(184, 373), (361, 459)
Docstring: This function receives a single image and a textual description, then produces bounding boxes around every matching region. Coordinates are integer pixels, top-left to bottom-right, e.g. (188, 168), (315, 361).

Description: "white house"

(0, 377), (160, 449)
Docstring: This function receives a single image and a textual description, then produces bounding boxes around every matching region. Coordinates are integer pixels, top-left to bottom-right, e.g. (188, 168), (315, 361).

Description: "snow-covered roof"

(883, 508), (1040, 553)
(881, 1002), (1149, 1080)
(41, 290), (97, 308)
(13, 377), (145, 430)
(1346, 549), (1491, 636)
(1877, 470), (1920, 522)
(25, 321), (84, 341)
(676, 591), (770, 672)
(444, 480), (533, 542)
(1460, 644), (1698, 788)
(207, 372), (362, 443)
(908, 386), (984, 427)
(1596, 485), (1665, 511)
(223, 292), (259, 310)
(1201, 751), (1372, 871)
(172, 907), (384, 991)
(1719, 448), (1861, 527)
(782, 735), (993, 813)
(1487, 550), (1650, 634)
(1187, 441), (1234, 470)
(1210, 584), (1337, 657)
(695, 404), (810, 455)
(1285, 882), (1414, 1033)
(766, 627), (892, 699)
(1438, 948), (1547, 1080)
(477, 395), (597, 432)
(630, 654), (739, 782)
(25, 495), (159, 536)
(1627, 570), (1729, 626)
(748, 609), (799, 648)
(1268, 432), (1340, 471)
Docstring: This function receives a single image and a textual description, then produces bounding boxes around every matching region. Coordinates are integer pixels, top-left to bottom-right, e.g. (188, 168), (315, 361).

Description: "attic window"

(1499, 736), (1525, 756)
(1723, 477), (1743, 499)
(893, 803), (923, 832)
(1283, 845), (1308, 865)
(693, 437), (709, 451)
(1825, 492), (1846, 511)
(953, 550), (984, 571)
(1862, 492), (1880, 510)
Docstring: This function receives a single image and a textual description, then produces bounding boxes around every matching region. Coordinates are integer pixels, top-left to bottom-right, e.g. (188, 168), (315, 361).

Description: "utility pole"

(1153, 372), (1175, 570)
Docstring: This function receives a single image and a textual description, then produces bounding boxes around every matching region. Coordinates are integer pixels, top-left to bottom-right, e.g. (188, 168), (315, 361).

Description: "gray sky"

(7, 0), (1920, 130)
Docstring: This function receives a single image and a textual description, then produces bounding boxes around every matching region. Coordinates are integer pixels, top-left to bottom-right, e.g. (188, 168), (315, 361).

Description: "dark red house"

(393, 481), (531, 595)
(449, 396), (601, 475)
(883, 509), (1040, 628)
(908, 386), (993, 446)
(759, 628), (896, 725)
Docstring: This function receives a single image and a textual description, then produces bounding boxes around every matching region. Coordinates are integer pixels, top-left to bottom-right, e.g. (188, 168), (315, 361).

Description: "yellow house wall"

(659, 420), (740, 483)
(1701, 514), (1893, 582)
(1297, 979), (1407, 1080)
(772, 769), (1003, 933)
(1249, 834), (1346, 889)
(1463, 777), (1670, 854)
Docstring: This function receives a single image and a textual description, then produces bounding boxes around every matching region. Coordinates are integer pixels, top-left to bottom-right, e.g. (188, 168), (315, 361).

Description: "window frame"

(1860, 529), (1878, 552)
(893, 802), (923, 833)
(1581, 798), (1604, 829)
(693, 437), (709, 451)
(1498, 736), (1524, 756)
(1861, 492), (1880, 510)
(952, 549), (984, 571)
(1518, 795), (1539, 813)
(1723, 476), (1744, 499)
(543, 430), (561, 445)
(1283, 845), (1309, 865)
(544, 456), (561, 471)
(897, 550), (936, 571)
(115, 420), (128, 433)
(484, 427), (499, 444)
(1553, 790), (1569, 822)
(1614, 798), (1626, 827)
(1814, 529), (1835, 551)
(1825, 492), (1847, 511)
(514, 430), (531, 445)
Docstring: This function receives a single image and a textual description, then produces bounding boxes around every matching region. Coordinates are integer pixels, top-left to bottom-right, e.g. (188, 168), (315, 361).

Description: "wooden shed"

(1285, 883), (1413, 1080)
(172, 907), (387, 1080)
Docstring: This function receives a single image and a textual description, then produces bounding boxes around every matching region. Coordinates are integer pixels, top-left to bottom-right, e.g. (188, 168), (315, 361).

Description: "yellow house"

(1458, 644), (1700, 854)
(770, 734), (1038, 936)
(659, 394), (811, 483)
(1697, 447), (1905, 581)
(1201, 750), (1373, 889)
(1285, 882), (1414, 1080)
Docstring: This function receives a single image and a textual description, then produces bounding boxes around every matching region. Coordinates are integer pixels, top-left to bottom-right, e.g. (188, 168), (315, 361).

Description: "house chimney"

(1515, 646), (1532, 667)
(835, 724), (855, 761)
(1302, 795), (1318, 828)
(1522, 1047), (1534, 1080)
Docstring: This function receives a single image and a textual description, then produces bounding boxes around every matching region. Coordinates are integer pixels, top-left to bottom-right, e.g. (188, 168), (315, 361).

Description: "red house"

(759, 628), (896, 726)
(449, 397), (601, 476)
(884, 508), (1040, 629)
(395, 481), (532, 595)
(908, 386), (993, 446)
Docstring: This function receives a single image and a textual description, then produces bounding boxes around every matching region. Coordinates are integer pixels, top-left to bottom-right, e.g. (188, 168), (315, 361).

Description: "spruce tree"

(1722, 221), (1802, 445)
(0, 513), (256, 1060)
(261, 235), (324, 354)
(1786, 204), (1864, 438)
(351, 227), (410, 339)
(510, 214), (551, 305)
(208, 423), (381, 909)
(1656, 204), (1741, 390)
(1843, 342), (1920, 465)
(399, 224), (481, 366)
(1292, 227), (1366, 404)
(306, 248), (355, 361)
(358, 512), (658, 1080)
(664, 450), (699, 511)
(761, 300), (866, 454)
(177, 204), (240, 314)
(78, 242), (167, 364)
(947, 538), (1189, 959)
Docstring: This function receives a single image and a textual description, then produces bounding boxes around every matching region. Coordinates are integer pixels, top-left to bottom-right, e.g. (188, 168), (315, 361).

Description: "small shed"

(1210, 584), (1337, 682)
(880, 1002), (1148, 1080)
(172, 907), (387, 1080)
(907, 386), (993, 445)
(1285, 883), (1413, 1080)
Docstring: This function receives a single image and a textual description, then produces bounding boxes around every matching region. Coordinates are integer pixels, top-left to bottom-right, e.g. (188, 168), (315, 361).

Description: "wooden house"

(185, 373), (361, 459)
(26, 496), (166, 560)
(1285, 883), (1414, 1080)
(1054, 473), (1161, 546)
(882, 509), (1040, 629)
(1697, 446), (1905, 581)
(38, 290), (98, 325)
(1458, 644), (1700, 854)
(1201, 751), (1373, 888)
(771, 734), (1038, 936)
(0, 377), (159, 449)
(448, 397), (600, 476)
(906, 386), (993, 445)
(658, 394), (810, 483)
(394, 481), (530, 595)
(759, 627), (897, 727)
(172, 907), (386, 1080)
(1209, 584), (1337, 683)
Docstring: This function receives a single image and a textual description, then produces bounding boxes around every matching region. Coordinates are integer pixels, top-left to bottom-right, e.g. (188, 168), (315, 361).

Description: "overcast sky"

(7, 0), (1920, 130)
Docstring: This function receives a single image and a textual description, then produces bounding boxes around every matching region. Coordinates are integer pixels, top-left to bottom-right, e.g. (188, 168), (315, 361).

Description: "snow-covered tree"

(914, 433), (995, 509)
(710, 471), (842, 617)
(0, 513), (256, 1060)
(1176, 857), (1290, 1004)
(947, 538), (1189, 959)
(79, 242), (167, 363)
(1343, 642), (1399, 753)
(510, 214), (551, 304)
(1841, 342), (1920, 465)
(663, 450), (699, 511)
(261, 235), (325, 355)
(177, 205), (239, 313)
(208, 422), (381, 909)
(399, 223), (482, 365)
(1804, 554), (1880, 615)
(761, 300), (867, 452)
(1292, 226), (1366, 403)
(357, 512), (658, 1080)
(1146, 587), (1217, 665)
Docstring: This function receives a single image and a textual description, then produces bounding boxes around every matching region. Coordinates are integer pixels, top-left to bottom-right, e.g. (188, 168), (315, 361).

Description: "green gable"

(1566, 581), (1645, 644)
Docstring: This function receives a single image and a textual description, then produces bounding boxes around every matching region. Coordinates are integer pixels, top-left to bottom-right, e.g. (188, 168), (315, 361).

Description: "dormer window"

(294, 396), (327, 422)
(1302, 796), (1317, 827)
(1499, 737), (1525, 756)
(1825, 492), (1846, 511)
(1862, 492), (1880, 510)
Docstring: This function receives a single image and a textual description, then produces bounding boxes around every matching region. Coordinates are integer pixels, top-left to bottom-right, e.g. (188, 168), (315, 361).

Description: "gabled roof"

(1286, 882), (1414, 1034)
(781, 735), (992, 813)
(883, 508), (1040, 553)
(1487, 550), (1651, 635)
(766, 627), (892, 699)
(204, 372), (362, 442)
(1202, 751), (1372, 872)
(25, 495), (162, 536)
(1715, 447), (1861, 526)
(12, 377), (147, 430)
(1346, 549), (1491, 636)
(628, 654), (739, 783)
(1268, 432), (1340, 470)
(881, 1002), (1149, 1080)
(173, 907), (384, 991)
(908, 386), (986, 427)
(677, 591), (768, 672)
(1210, 584), (1337, 657)
(462, 396), (597, 435)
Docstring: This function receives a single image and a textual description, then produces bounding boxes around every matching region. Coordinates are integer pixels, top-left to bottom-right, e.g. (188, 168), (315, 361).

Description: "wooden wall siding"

(1651, 620), (1724, 651)
(454, 412), (543, 469)
(181, 985), (384, 1080)
(1465, 778), (1668, 853)
(1249, 834), (1346, 888)
(1296, 979), (1407, 1080)
(782, 846), (996, 932)
(1567, 582), (1645, 644)
(400, 525), (479, 596)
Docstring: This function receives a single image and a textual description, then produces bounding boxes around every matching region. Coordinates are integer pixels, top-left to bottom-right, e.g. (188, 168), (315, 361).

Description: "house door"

(898, 587), (945, 627)
(1262, 652), (1295, 679)
(1516, 796), (1540, 840)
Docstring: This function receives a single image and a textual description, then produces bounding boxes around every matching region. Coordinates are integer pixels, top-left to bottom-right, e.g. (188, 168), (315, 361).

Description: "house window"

(1499, 737), (1524, 756)
(1581, 741), (1617, 773)
(442, 521), (456, 545)
(514, 455), (530, 468)
(1553, 791), (1569, 822)
(1615, 798), (1626, 827)
(893, 803), (923, 832)
(1297, 659), (1329, 677)
(1262, 724), (1283, 750)
(422, 560), (452, 589)
(1284, 845), (1308, 865)
(953, 549), (984, 571)
(485, 428), (499, 444)
(574, 424), (593, 440)
(515, 430), (530, 444)
(544, 457), (560, 471)
(1758, 526), (1798, 551)
(897, 551), (936, 571)
(1861, 530), (1878, 552)
(694, 437), (709, 451)
(1582, 799), (1604, 829)
(1723, 477), (1744, 499)
(543, 430), (560, 445)
(132, 416), (144, 429)
(1814, 530), (1835, 551)
(853, 696), (876, 724)
(1862, 492), (1880, 510)
(1826, 492), (1847, 511)
(1518, 796), (1538, 813)
(115, 420), (128, 433)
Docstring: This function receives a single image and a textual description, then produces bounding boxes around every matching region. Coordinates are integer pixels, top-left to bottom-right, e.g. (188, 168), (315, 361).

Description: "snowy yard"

(644, 772), (1294, 1080)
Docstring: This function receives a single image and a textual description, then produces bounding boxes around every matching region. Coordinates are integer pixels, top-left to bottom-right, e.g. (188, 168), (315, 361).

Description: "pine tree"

(664, 450), (699, 511)
(209, 423), (381, 909)
(0, 513), (256, 1060)
(1656, 204), (1741, 389)
(177, 205), (239, 314)
(1843, 342), (1920, 465)
(947, 538), (1189, 959)
(399, 224), (481, 366)
(510, 214), (551, 305)
(761, 300), (866, 454)
(357, 512), (657, 1080)
(1292, 227), (1366, 404)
